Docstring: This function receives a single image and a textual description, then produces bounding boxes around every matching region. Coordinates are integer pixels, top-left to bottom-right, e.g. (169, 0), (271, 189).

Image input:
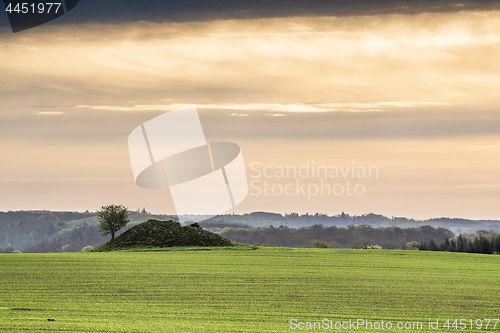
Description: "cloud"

(1, 11), (499, 144)
(75, 102), (451, 113)
(35, 111), (65, 115)
(1, 11), (499, 111)
(1, 3), (500, 219)
(203, 108), (500, 140)
(287, 22), (312, 32)
(1, 0), (499, 28)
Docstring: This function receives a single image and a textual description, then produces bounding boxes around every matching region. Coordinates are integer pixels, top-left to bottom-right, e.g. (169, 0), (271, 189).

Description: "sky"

(0, 1), (499, 220)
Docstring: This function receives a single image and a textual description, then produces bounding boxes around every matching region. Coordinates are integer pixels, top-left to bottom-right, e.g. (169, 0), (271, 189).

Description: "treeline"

(23, 224), (107, 253)
(218, 224), (455, 249)
(0, 211), (175, 252)
(410, 232), (500, 254)
(2, 210), (499, 254)
(208, 212), (500, 233)
(0, 211), (95, 250)
(0, 223), (110, 253)
(0, 211), (95, 224)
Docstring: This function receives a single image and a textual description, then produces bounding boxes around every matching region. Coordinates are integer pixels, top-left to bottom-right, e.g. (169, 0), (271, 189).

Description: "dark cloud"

(1, 0), (500, 29)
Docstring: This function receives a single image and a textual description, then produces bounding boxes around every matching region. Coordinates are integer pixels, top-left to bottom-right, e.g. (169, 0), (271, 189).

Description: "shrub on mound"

(92, 219), (232, 251)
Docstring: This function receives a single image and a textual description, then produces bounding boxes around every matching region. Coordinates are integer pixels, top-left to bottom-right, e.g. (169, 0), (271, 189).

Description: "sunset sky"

(0, 1), (499, 219)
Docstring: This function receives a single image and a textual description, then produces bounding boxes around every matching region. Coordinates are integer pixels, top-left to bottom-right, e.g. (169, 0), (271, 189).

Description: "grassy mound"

(92, 219), (233, 252)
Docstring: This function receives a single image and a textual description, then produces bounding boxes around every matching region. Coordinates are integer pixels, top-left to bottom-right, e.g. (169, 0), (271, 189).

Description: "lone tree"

(97, 204), (130, 240)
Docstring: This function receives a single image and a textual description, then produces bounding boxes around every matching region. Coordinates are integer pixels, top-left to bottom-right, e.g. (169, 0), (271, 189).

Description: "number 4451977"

(443, 319), (499, 330)
(5, 3), (62, 14)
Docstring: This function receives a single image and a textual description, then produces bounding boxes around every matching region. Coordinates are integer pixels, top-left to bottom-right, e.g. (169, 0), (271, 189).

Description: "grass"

(92, 243), (257, 252)
(0, 249), (499, 332)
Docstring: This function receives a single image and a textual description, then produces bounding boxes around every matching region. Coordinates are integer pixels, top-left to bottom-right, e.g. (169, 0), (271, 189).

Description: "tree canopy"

(97, 204), (130, 240)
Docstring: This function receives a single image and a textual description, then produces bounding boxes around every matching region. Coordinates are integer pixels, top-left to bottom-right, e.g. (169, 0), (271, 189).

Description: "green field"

(1, 249), (499, 332)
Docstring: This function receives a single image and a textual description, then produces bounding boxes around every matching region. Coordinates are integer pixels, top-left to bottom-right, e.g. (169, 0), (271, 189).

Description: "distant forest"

(208, 211), (500, 233)
(0, 210), (499, 253)
(213, 223), (500, 254)
(0, 210), (174, 253)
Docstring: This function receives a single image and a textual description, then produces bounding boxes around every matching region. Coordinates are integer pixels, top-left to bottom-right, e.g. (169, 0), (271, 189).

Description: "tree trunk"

(111, 232), (115, 239)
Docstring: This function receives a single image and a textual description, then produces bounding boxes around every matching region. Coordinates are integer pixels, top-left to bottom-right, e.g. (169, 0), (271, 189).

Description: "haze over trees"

(217, 224), (455, 249)
(1, 210), (500, 253)
(207, 212), (500, 233)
